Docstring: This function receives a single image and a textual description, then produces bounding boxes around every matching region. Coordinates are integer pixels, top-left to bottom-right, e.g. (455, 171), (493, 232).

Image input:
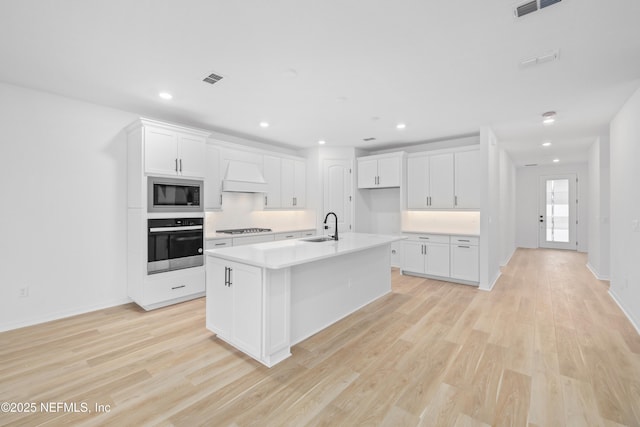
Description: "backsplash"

(402, 210), (480, 235)
(205, 192), (316, 237)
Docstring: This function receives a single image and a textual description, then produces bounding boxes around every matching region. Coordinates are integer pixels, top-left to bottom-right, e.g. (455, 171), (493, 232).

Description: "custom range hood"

(222, 161), (268, 193)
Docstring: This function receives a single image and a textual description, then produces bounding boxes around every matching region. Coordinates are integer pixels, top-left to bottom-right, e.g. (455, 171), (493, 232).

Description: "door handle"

(179, 158), (183, 173)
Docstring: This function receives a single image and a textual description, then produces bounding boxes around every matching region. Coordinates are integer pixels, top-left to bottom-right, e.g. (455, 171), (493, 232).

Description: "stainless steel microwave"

(147, 177), (203, 213)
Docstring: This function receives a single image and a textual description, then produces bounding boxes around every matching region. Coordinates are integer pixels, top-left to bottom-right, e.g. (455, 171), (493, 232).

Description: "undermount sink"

(302, 236), (336, 243)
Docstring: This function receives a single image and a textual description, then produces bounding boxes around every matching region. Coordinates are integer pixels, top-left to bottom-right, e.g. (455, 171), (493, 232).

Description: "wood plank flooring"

(1, 248), (639, 426)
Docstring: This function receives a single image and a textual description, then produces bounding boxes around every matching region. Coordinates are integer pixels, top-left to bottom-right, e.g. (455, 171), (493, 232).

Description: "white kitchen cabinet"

(281, 159), (306, 208)
(205, 238), (233, 249)
(450, 236), (480, 282)
(204, 144), (222, 210)
(407, 153), (454, 208)
(274, 231), (301, 240)
(206, 257), (263, 359)
(263, 155), (282, 208)
(454, 150), (481, 209)
(401, 234), (450, 277)
(233, 234), (274, 246)
(357, 152), (403, 189)
(263, 156), (306, 209)
(143, 123), (207, 178)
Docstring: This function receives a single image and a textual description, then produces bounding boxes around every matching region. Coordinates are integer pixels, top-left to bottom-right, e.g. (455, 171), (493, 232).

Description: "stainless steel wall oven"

(147, 217), (203, 274)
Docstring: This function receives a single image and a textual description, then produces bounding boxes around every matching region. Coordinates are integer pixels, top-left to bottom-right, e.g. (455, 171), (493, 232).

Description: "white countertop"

(206, 228), (315, 240)
(205, 232), (405, 269)
(402, 230), (480, 237)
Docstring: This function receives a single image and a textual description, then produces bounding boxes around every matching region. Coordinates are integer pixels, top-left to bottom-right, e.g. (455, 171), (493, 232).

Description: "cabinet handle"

(175, 158), (178, 172)
(179, 158), (183, 173)
(454, 195), (458, 206)
(171, 285), (186, 290)
(293, 197), (297, 206)
(458, 239), (470, 242)
(228, 268), (233, 286)
(458, 245), (470, 248)
(265, 195), (268, 206)
(419, 237), (430, 240)
(220, 194), (223, 205)
(224, 267), (229, 286)
(214, 242), (227, 246)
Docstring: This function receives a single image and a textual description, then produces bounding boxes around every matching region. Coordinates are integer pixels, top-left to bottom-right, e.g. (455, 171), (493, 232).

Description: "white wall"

(0, 83), (136, 331)
(499, 148), (517, 266)
(609, 86), (640, 332)
(587, 135), (610, 280)
(515, 162), (589, 252)
(479, 127), (502, 290)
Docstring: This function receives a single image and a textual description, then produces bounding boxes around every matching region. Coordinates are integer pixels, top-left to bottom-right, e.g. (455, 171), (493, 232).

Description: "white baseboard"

(0, 298), (133, 333)
(608, 289), (640, 336)
(480, 270), (501, 292)
(586, 262), (610, 281)
(500, 248), (516, 267)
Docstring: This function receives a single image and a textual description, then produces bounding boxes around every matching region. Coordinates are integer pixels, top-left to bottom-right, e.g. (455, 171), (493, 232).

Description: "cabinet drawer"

(233, 234), (275, 246)
(206, 238), (233, 249)
(274, 232), (301, 240)
(300, 230), (316, 237)
(405, 234), (450, 244)
(451, 236), (479, 246)
(143, 268), (205, 304)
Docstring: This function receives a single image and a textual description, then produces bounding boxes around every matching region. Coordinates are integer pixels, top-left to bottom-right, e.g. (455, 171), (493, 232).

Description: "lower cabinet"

(401, 233), (479, 285)
(450, 236), (480, 282)
(206, 257), (263, 359)
(402, 235), (450, 278)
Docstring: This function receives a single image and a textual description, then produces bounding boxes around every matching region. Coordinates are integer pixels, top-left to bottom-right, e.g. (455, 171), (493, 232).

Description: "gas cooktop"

(217, 228), (272, 235)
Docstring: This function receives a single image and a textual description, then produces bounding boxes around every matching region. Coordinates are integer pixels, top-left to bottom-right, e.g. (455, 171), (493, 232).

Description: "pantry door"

(538, 174), (577, 250)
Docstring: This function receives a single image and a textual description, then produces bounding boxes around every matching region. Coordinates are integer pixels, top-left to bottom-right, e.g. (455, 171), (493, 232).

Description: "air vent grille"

(514, 0), (562, 18)
(516, 1), (538, 17)
(363, 137), (376, 142)
(203, 72), (223, 85)
(540, 0), (562, 8)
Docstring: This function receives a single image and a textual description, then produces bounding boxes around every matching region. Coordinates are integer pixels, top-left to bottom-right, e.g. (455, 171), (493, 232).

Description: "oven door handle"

(149, 226), (203, 232)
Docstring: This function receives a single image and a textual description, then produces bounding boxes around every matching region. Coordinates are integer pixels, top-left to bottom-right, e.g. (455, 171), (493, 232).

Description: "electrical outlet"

(19, 287), (29, 297)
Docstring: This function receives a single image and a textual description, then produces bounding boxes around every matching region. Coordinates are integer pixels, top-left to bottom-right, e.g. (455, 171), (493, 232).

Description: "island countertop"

(204, 232), (404, 269)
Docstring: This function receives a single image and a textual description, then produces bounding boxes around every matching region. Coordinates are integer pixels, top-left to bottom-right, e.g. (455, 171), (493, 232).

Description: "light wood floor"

(1, 249), (640, 426)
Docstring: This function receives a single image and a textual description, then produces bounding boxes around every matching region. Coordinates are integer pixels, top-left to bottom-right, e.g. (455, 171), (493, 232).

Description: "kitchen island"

(205, 232), (404, 367)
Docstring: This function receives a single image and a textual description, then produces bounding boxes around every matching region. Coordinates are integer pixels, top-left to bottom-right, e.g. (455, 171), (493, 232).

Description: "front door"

(538, 174), (577, 250)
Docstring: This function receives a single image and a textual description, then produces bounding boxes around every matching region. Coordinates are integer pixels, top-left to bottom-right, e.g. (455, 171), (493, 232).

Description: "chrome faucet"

(323, 212), (339, 241)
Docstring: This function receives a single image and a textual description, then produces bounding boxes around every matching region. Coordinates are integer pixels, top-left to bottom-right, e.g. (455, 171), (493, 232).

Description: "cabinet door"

(293, 160), (306, 207)
(230, 262), (263, 358)
(204, 145), (221, 210)
(377, 157), (400, 187)
(263, 156), (282, 208)
(206, 257), (233, 338)
(425, 243), (450, 277)
(454, 150), (481, 209)
(177, 134), (206, 178)
(144, 127), (178, 176)
(407, 156), (429, 208)
(280, 158), (295, 208)
(429, 153), (455, 208)
(401, 241), (425, 273)
(450, 244), (479, 281)
(357, 159), (378, 189)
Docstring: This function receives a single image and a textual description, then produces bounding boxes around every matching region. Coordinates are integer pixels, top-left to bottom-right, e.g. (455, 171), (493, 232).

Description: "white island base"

(205, 233), (400, 367)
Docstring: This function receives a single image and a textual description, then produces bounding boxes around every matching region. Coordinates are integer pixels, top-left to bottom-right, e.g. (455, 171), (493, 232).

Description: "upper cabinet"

(141, 120), (208, 179)
(454, 149), (481, 209)
(357, 152), (404, 189)
(407, 148), (480, 210)
(263, 155), (306, 209)
(204, 144), (222, 210)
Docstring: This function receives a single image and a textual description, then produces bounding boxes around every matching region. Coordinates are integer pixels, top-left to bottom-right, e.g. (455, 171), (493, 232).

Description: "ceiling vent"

(363, 137), (376, 142)
(514, 0), (562, 17)
(203, 72), (224, 85)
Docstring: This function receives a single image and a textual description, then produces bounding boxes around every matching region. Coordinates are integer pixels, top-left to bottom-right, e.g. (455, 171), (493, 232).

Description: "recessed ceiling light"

(553, 158), (560, 163)
(542, 111), (556, 125)
(259, 121), (270, 128)
(396, 123), (406, 130)
(158, 92), (173, 100)
(542, 141), (552, 147)
(318, 140), (326, 145)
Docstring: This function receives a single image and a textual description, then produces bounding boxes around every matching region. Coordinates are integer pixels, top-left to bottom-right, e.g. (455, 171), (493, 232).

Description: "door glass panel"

(545, 179), (569, 243)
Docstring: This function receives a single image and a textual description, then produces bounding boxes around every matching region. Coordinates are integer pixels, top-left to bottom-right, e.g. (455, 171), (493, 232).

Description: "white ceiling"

(1, 0), (639, 166)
